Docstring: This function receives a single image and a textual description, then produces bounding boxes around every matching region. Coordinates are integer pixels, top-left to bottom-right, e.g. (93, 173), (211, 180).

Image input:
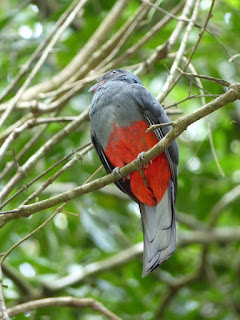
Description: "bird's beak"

(88, 80), (105, 93)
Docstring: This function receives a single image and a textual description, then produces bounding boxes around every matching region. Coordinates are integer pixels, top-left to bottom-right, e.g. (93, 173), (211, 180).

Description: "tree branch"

(2, 264), (38, 299)
(0, 143), (93, 210)
(0, 0), (88, 127)
(0, 0), (84, 103)
(20, 0), (131, 102)
(0, 266), (10, 320)
(7, 296), (122, 320)
(136, 0), (195, 76)
(0, 109), (89, 204)
(210, 185), (240, 227)
(157, 0), (201, 102)
(104, 2), (184, 70)
(43, 226), (240, 293)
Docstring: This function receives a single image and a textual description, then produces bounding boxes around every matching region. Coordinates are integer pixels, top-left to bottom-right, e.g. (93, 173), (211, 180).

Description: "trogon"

(89, 70), (179, 277)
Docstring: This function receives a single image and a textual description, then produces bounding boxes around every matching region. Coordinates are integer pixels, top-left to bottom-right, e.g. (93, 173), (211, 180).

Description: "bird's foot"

(137, 151), (153, 169)
(137, 152), (145, 166)
(112, 167), (122, 178)
(136, 152), (149, 188)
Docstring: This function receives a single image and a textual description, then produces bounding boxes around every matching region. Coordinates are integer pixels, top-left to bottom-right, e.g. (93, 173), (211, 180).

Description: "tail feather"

(140, 181), (176, 277)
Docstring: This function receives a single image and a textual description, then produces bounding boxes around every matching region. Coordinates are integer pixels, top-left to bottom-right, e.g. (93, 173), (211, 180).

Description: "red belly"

(105, 120), (171, 206)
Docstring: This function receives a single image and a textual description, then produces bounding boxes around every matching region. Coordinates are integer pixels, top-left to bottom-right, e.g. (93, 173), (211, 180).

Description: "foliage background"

(0, 0), (240, 319)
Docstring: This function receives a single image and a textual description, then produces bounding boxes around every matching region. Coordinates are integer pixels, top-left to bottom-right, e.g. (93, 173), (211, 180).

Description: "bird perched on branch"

(89, 70), (179, 277)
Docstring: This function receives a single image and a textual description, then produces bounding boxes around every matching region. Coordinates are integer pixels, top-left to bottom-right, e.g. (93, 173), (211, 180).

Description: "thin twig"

(136, 0), (195, 76)
(20, 144), (93, 206)
(141, 0), (189, 22)
(183, 56), (225, 177)
(83, 165), (104, 184)
(165, 93), (219, 109)
(181, 0), (216, 73)
(158, 0), (216, 101)
(0, 143), (92, 210)
(0, 113), (31, 143)
(146, 121), (175, 132)
(96, 1), (151, 70)
(229, 53), (240, 62)
(0, 203), (67, 265)
(0, 123), (48, 180)
(157, 0), (201, 102)
(39, 74), (101, 99)
(206, 118), (225, 177)
(177, 68), (231, 87)
(0, 117), (78, 160)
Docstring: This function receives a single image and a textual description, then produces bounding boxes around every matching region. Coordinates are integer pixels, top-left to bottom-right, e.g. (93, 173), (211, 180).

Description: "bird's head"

(88, 69), (142, 93)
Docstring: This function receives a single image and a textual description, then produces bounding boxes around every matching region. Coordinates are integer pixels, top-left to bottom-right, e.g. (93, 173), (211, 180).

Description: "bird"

(89, 69), (179, 277)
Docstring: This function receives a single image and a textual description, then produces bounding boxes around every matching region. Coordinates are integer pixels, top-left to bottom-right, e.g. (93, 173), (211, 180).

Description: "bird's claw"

(112, 167), (122, 178)
(137, 152), (150, 188)
(137, 152), (152, 169)
(137, 152), (145, 166)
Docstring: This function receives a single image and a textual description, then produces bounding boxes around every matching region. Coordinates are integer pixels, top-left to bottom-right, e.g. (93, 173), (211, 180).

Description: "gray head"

(89, 69), (142, 93)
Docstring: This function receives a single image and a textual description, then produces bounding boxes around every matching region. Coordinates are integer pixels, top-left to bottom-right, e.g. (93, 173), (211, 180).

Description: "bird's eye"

(112, 70), (117, 74)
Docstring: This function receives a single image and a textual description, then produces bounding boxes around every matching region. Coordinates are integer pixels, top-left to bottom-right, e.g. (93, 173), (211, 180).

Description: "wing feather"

(130, 83), (179, 199)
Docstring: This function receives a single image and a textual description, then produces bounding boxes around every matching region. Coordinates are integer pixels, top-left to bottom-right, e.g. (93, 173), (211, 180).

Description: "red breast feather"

(105, 120), (171, 206)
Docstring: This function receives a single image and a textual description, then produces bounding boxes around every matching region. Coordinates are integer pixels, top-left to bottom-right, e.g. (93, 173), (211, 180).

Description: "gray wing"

(128, 83), (178, 276)
(130, 83), (179, 201)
